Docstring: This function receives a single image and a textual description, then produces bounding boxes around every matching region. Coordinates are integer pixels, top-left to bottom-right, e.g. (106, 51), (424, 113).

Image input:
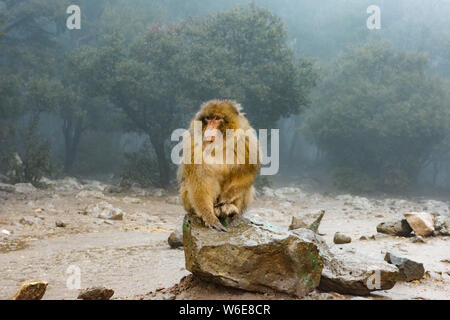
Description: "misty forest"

(0, 0), (449, 301)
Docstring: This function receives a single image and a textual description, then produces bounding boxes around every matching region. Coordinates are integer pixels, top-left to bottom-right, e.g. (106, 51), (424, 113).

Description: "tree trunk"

(151, 137), (170, 189)
(62, 117), (83, 174)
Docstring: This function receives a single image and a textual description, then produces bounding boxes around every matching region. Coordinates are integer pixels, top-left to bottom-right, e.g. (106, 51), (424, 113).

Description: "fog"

(1, 0), (449, 195)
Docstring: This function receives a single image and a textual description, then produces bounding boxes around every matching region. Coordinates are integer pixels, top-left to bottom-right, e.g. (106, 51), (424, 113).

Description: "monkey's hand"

(203, 213), (228, 232)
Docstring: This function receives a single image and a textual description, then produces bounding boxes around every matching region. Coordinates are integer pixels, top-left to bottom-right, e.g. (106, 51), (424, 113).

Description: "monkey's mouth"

(203, 128), (218, 142)
(204, 136), (216, 142)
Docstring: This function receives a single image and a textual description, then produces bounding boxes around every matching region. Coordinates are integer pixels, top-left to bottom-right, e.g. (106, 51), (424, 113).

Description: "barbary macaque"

(178, 100), (260, 231)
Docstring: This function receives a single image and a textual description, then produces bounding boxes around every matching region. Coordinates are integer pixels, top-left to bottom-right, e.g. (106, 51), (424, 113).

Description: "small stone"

(122, 197), (141, 204)
(162, 293), (176, 300)
(77, 287), (114, 300)
(359, 236), (368, 241)
(288, 216), (308, 230)
(333, 232), (352, 244)
(11, 280), (48, 300)
(404, 212), (434, 237)
(84, 201), (124, 220)
(377, 219), (413, 237)
(1, 229), (11, 236)
(104, 185), (123, 194)
(76, 190), (105, 199)
(19, 217), (40, 226)
(168, 228), (183, 249)
(411, 236), (425, 243)
(55, 220), (66, 228)
(434, 215), (450, 236)
(384, 252), (425, 281)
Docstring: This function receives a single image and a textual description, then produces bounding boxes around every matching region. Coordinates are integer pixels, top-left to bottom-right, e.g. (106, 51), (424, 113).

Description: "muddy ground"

(0, 179), (449, 300)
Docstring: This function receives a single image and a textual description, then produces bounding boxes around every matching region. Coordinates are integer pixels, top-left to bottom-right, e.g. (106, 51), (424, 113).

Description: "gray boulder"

(0, 183), (15, 193)
(183, 213), (323, 298)
(305, 233), (399, 295)
(377, 219), (413, 237)
(14, 183), (37, 194)
(384, 252), (424, 281)
(434, 215), (450, 236)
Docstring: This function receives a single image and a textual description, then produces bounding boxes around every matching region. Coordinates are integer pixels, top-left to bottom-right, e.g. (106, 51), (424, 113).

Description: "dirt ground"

(0, 180), (449, 300)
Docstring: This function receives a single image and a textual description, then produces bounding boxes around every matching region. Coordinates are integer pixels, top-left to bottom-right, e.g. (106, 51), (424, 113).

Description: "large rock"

(376, 219), (413, 237)
(0, 183), (15, 193)
(403, 212), (434, 237)
(11, 280), (48, 300)
(317, 244), (399, 295)
(14, 183), (37, 194)
(384, 252), (424, 281)
(434, 215), (450, 236)
(183, 213), (323, 298)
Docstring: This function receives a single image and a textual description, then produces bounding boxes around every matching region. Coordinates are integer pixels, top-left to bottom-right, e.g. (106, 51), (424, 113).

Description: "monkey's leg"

(215, 202), (239, 217)
(218, 172), (256, 216)
(180, 183), (194, 214)
(189, 184), (228, 232)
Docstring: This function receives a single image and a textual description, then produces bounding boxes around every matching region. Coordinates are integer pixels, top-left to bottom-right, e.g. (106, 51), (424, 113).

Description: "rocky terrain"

(0, 178), (449, 300)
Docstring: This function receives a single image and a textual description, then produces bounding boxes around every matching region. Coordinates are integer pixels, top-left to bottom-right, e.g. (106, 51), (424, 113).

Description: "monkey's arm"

(184, 169), (228, 232)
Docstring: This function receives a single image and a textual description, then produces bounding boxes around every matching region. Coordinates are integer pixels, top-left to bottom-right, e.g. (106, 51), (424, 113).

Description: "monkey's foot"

(203, 215), (228, 232)
(220, 203), (239, 216)
(214, 202), (239, 217)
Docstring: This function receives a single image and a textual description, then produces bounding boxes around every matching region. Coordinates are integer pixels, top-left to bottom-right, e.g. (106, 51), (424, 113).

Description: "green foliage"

(0, 73), (22, 119)
(185, 4), (317, 129)
(69, 130), (123, 176)
(6, 118), (52, 186)
(87, 5), (317, 187)
(332, 167), (376, 194)
(304, 42), (450, 191)
(119, 141), (162, 188)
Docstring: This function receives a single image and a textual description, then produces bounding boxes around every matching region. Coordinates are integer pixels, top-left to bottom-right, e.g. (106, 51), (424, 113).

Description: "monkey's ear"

(229, 101), (244, 115)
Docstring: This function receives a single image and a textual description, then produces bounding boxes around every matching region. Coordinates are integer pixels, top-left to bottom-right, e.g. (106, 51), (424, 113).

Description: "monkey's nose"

(204, 128), (217, 141)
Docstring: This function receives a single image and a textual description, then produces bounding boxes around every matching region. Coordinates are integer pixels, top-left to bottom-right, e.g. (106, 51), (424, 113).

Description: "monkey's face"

(203, 115), (224, 142)
(196, 100), (242, 143)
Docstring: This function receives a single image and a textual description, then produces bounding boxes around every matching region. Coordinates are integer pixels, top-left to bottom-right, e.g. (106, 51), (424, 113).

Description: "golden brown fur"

(178, 100), (260, 231)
